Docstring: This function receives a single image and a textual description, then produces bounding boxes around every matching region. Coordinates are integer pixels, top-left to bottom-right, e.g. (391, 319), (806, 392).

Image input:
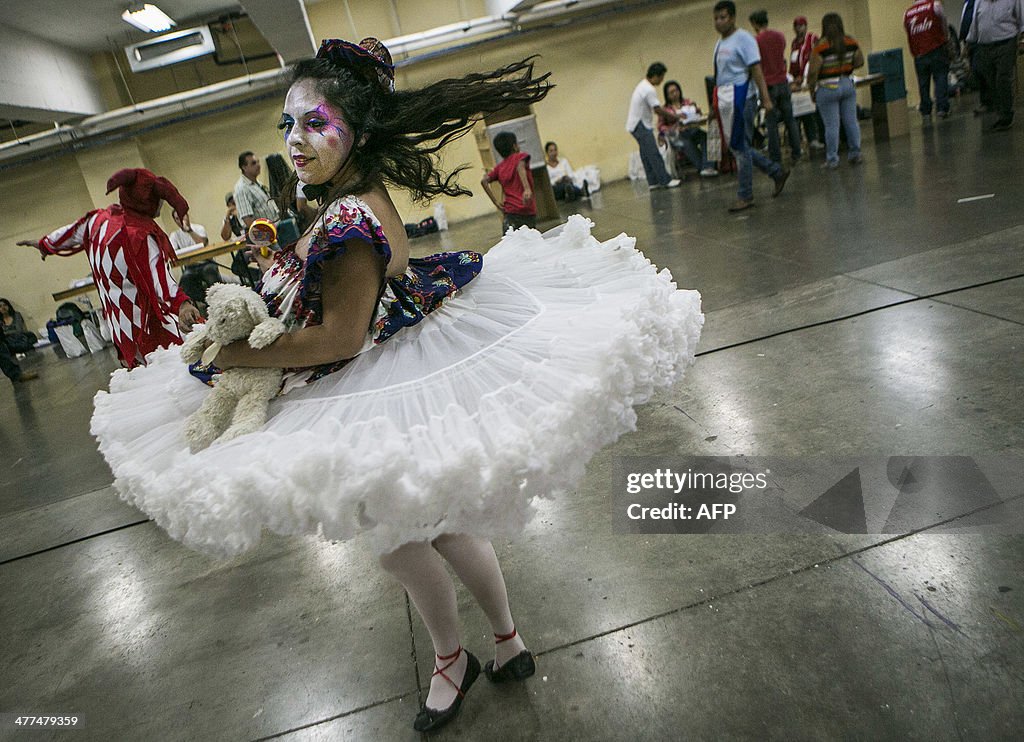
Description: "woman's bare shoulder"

(357, 187), (410, 276)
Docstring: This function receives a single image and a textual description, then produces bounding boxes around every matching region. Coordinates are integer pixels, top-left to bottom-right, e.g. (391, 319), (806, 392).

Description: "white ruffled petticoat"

(91, 216), (703, 557)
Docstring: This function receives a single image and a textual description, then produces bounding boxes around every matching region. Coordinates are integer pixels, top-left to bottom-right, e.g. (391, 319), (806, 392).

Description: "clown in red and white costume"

(22, 169), (201, 368)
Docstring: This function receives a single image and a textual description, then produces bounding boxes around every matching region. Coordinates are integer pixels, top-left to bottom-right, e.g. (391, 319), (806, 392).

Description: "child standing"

(481, 131), (536, 233)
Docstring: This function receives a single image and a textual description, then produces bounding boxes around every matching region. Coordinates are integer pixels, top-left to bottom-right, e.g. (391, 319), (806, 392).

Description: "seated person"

(178, 261), (225, 314)
(659, 80), (718, 176)
(544, 142), (588, 201)
(0, 297), (37, 353)
(221, 193), (262, 288)
(220, 193), (246, 241)
(1, 329), (37, 382)
(168, 211), (209, 251)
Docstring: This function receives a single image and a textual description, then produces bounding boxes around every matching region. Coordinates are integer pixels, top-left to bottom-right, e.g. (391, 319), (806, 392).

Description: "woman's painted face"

(280, 79), (355, 185)
(546, 144), (558, 160)
(667, 85), (682, 104)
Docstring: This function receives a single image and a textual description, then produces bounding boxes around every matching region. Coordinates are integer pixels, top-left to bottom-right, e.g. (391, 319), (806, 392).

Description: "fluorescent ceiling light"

(122, 4), (177, 33)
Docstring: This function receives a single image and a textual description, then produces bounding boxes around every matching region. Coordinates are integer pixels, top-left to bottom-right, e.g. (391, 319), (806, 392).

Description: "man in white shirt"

(626, 63), (681, 190)
(168, 211), (209, 252)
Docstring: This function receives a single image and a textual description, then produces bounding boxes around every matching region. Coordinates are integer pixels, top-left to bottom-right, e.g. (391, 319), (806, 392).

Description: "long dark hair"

(663, 80), (683, 106)
(822, 13), (846, 57)
(265, 153), (295, 200)
(277, 57), (552, 218)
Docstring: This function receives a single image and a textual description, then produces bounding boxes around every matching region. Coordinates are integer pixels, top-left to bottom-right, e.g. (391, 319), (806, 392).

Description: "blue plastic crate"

(868, 49), (907, 102)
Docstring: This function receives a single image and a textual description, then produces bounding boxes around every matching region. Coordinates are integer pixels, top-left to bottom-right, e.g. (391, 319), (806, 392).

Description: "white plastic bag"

(628, 151), (644, 181)
(82, 320), (107, 353)
(706, 119), (722, 163)
(54, 325), (87, 358)
(660, 140), (677, 178)
(96, 315), (112, 341)
(433, 203), (449, 231)
(572, 165), (601, 193)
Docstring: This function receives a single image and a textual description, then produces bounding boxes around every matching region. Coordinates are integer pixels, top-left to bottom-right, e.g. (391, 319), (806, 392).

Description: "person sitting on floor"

(1, 327), (38, 383)
(0, 297), (38, 353)
(544, 142), (588, 201)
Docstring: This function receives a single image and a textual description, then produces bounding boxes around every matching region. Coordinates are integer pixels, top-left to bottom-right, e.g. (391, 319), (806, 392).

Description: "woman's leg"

(816, 86), (841, 167)
(432, 533), (529, 668)
(839, 79), (862, 161)
(378, 541), (468, 711)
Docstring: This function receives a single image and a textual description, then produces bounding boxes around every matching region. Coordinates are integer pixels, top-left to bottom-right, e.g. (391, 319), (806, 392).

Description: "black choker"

(302, 181), (334, 203)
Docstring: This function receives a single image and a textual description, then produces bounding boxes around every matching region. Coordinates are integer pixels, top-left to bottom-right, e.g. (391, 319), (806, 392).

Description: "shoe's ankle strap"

(431, 646), (465, 696)
(494, 627), (517, 643)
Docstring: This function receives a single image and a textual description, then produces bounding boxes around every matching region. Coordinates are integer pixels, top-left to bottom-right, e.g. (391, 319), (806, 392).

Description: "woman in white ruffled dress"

(91, 37), (703, 732)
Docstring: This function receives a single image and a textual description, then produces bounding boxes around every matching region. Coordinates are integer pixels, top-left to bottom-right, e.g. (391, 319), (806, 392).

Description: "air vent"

(124, 26), (216, 72)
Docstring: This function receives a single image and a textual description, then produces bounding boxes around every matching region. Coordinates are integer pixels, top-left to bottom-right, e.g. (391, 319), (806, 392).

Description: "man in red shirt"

(790, 16), (825, 151)
(481, 131), (536, 235)
(750, 9), (802, 164)
(904, 0), (951, 119)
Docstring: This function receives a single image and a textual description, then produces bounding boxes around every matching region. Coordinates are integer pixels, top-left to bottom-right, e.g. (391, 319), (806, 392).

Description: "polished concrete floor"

(2, 102), (1023, 741)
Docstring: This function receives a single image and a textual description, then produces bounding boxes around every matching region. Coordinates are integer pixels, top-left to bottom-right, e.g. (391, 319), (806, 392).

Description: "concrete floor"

(2, 102), (1022, 741)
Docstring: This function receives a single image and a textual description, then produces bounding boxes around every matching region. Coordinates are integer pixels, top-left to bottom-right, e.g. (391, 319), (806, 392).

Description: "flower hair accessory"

(316, 37), (395, 93)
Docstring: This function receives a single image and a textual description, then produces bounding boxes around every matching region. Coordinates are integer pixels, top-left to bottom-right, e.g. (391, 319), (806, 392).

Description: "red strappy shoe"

(413, 646), (481, 732)
(483, 628), (537, 683)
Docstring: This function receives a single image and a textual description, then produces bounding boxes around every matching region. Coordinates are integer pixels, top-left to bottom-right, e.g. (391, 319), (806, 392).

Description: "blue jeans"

(729, 95), (783, 202)
(765, 82), (802, 162)
(670, 127), (714, 171)
(631, 123), (671, 186)
(816, 77), (862, 166)
(914, 46), (950, 115)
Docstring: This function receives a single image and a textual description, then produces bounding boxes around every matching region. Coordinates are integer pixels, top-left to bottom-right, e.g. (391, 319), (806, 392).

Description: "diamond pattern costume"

(33, 169), (192, 368)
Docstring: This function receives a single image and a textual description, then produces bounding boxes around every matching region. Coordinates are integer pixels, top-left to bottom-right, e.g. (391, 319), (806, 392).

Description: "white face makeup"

(280, 78), (355, 186)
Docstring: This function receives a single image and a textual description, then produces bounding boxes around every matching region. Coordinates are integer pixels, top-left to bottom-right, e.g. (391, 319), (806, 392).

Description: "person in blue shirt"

(712, 0), (790, 211)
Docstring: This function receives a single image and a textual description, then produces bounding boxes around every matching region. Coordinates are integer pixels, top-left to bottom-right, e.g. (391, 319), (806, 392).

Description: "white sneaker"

(666, 178), (682, 188)
(699, 168), (719, 177)
(809, 141), (825, 151)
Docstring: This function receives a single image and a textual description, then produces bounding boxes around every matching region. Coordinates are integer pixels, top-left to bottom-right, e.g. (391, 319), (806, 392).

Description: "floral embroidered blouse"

(192, 195), (482, 391)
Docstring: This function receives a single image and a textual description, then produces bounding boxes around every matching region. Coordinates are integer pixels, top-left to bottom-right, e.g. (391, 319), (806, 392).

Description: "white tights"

(378, 533), (528, 710)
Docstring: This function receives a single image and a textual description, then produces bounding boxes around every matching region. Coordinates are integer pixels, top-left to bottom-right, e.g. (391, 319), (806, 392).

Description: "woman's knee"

(431, 532), (463, 553)
(379, 539), (434, 574)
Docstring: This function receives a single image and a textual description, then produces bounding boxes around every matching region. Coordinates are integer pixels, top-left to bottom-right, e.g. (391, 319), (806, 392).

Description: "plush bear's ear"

(204, 282), (229, 307)
(243, 288), (270, 325)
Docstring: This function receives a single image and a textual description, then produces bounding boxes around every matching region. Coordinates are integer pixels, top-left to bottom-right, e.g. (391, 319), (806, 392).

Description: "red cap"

(794, 16), (808, 27)
(105, 168), (189, 219)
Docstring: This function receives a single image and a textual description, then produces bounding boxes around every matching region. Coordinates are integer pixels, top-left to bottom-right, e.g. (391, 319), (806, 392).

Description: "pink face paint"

(281, 79), (356, 185)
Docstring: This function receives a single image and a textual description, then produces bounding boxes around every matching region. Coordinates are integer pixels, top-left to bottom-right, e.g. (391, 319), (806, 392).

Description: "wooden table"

(51, 239), (246, 302)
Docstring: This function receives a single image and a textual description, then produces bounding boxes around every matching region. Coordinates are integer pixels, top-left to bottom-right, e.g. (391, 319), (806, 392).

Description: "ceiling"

(1, 1), (248, 53)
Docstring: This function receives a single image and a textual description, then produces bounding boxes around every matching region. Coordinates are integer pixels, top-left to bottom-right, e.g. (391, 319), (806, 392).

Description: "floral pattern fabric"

(190, 195), (481, 390)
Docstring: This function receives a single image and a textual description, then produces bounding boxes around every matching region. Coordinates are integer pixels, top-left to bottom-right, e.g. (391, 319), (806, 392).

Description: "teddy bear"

(179, 283), (286, 453)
